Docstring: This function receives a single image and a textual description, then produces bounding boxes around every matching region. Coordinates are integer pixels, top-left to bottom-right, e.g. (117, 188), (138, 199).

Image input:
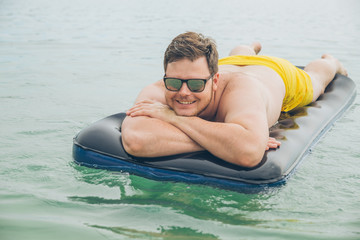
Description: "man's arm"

(121, 81), (204, 157)
(122, 116), (204, 156)
(126, 79), (272, 167)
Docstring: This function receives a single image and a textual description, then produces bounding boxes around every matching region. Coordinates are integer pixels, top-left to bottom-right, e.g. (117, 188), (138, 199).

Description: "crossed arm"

(121, 82), (281, 167)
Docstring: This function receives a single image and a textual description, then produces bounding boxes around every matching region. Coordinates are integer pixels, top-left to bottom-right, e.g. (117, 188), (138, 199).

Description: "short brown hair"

(164, 32), (218, 76)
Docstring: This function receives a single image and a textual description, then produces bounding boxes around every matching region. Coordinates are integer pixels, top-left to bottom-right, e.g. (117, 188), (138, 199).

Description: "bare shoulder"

(216, 72), (268, 126)
(123, 80), (166, 134)
(135, 80), (166, 103)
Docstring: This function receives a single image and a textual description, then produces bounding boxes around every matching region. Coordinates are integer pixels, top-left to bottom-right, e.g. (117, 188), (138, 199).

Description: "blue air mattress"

(73, 74), (356, 192)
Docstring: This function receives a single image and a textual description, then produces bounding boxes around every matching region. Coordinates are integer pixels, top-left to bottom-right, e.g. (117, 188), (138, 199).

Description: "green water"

(1, 0), (359, 239)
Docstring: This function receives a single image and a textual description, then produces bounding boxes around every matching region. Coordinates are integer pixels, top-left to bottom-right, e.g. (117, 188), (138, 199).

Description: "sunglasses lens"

(164, 78), (207, 92)
(165, 78), (182, 91)
(188, 80), (205, 92)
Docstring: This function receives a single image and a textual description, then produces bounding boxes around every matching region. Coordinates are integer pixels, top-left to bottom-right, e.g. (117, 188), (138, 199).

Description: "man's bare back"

(216, 64), (285, 126)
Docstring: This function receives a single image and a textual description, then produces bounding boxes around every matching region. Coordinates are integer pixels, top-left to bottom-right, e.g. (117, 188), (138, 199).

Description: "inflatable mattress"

(73, 73), (356, 192)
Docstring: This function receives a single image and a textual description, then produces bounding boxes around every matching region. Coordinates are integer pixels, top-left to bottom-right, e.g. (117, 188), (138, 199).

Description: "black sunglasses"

(163, 75), (213, 92)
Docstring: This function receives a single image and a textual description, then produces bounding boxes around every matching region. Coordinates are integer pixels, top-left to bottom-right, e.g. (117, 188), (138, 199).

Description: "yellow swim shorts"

(218, 55), (313, 112)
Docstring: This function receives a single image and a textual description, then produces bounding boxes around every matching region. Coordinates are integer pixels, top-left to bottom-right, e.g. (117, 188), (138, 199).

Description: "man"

(121, 32), (347, 167)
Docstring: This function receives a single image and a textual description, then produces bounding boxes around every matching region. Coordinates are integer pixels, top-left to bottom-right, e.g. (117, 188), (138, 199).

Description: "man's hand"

(266, 137), (281, 150)
(126, 100), (177, 123)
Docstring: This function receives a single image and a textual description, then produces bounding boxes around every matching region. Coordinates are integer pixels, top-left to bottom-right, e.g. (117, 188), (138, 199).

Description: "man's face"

(164, 57), (215, 117)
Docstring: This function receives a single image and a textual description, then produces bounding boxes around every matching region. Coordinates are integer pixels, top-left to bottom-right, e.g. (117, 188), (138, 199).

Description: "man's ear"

(212, 73), (219, 91)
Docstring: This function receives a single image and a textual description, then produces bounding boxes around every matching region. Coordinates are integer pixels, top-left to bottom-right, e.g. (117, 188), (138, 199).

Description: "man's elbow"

(230, 147), (264, 168)
(239, 138), (268, 167)
(121, 131), (147, 157)
(239, 155), (262, 168)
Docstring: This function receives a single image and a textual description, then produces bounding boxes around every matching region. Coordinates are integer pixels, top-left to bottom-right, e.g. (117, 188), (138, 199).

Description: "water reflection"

(70, 165), (279, 227)
(88, 224), (220, 239)
(269, 106), (310, 140)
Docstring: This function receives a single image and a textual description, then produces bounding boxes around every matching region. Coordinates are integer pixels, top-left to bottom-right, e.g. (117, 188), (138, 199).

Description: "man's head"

(164, 32), (218, 76)
(162, 32), (220, 117)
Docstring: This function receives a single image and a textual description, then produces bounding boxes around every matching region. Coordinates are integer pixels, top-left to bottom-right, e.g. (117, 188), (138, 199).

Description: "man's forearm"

(168, 115), (268, 167)
(121, 116), (204, 157)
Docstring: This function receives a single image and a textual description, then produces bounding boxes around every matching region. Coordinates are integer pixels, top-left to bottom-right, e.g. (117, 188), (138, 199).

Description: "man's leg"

(305, 54), (348, 102)
(229, 42), (262, 56)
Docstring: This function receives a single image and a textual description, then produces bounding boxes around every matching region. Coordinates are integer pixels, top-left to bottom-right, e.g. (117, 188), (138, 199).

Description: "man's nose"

(178, 82), (191, 96)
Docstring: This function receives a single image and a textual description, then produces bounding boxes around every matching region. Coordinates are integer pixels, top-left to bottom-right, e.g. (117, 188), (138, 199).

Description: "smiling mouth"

(176, 100), (196, 105)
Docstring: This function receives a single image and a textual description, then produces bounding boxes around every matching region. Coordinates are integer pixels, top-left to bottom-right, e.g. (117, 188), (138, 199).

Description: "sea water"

(0, 0), (359, 239)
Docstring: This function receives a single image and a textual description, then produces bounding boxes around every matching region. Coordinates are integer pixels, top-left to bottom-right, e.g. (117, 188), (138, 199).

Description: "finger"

(128, 104), (146, 111)
(268, 137), (277, 142)
(267, 142), (280, 149)
(269, 137), (281, 145)
(127, 101), (155, 115)
(127, 105), (150, 116)
(129, 108), (153, 118)
(127, 105), (144, 116)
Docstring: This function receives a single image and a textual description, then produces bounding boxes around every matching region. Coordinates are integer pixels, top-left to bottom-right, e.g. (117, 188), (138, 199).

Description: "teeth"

(178, 101), (194, 105)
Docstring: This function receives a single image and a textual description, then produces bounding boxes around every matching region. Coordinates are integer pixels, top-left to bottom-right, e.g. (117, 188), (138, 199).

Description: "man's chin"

(174, 109), (198, 117)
